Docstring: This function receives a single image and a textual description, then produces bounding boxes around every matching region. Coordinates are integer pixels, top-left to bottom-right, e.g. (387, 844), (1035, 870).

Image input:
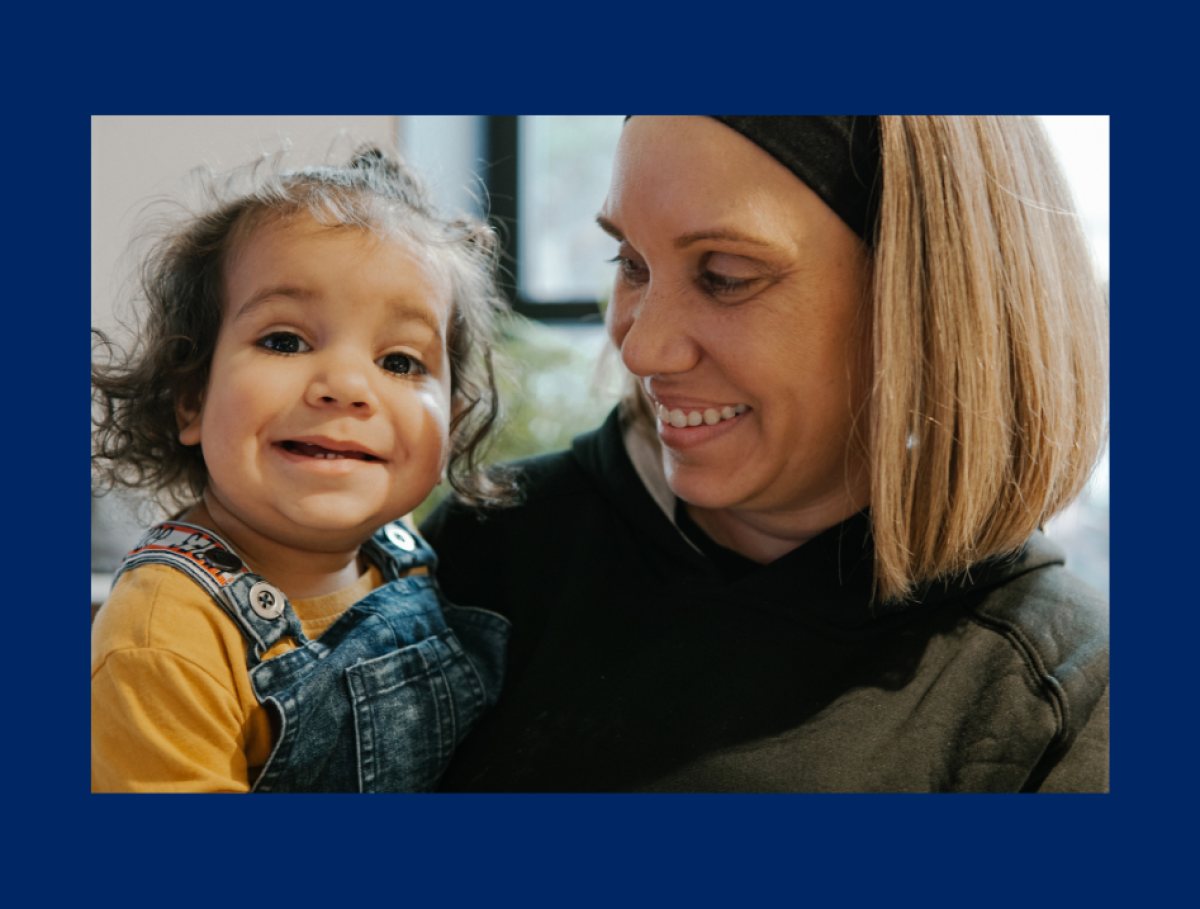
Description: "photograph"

(92, 115), (1109, 795)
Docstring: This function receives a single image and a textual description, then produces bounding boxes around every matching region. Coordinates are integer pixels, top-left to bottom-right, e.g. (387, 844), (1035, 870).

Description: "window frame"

(487, 115), (608, 322)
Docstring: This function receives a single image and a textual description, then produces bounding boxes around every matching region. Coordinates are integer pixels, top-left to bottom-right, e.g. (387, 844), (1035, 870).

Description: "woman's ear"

(176, 388), (204, 447)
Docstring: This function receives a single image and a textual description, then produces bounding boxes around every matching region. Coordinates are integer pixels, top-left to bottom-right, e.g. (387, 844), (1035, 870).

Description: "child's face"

(178, 213), (455, 553)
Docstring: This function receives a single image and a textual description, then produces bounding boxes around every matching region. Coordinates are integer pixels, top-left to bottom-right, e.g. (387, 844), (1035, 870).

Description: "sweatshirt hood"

(570, 407), (1067, 634)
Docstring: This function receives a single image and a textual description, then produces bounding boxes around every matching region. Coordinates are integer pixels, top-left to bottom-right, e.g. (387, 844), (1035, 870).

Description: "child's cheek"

(413, 383), (453, 448)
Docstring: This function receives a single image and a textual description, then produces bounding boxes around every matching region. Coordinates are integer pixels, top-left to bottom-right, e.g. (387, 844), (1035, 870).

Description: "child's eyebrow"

(232, 286), (445, 340)
(232, 285), (309, 323)
(384, 299), (445, 341)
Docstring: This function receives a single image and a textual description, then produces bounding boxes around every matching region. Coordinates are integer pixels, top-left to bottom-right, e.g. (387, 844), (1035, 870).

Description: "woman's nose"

(304, 352), (378, 413)
(608, 281), (700, 378)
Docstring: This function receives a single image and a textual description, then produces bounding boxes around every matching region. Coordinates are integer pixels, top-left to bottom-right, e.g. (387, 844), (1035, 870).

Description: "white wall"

(91, 116), (400, 336)
(400, 115), (487, 220)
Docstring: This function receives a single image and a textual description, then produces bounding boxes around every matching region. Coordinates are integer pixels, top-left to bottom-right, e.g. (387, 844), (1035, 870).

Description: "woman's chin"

(664, 466), (747, 513)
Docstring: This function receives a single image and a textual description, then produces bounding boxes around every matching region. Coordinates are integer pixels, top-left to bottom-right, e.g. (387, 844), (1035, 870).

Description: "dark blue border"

(38, 3), (1185, 905)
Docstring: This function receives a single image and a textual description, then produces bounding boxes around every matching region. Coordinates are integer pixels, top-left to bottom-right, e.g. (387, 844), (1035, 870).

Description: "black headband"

(626, 116), (881, 243)
(710, 116), (881, 243)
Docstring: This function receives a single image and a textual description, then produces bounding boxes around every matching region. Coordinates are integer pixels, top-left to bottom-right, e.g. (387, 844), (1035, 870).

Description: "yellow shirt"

(91, 561), (390, 793)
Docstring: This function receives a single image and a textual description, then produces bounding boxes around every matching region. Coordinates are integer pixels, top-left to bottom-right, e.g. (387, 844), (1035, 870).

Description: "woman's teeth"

(657, 404), (747, 428)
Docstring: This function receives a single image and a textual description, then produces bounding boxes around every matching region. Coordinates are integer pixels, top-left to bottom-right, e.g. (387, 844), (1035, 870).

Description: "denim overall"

(114, 520), (509, 792)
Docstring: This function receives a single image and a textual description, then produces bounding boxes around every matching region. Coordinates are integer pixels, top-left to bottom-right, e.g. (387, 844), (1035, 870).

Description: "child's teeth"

(657, 404), (749, 427)
(286, 441), (361, 460)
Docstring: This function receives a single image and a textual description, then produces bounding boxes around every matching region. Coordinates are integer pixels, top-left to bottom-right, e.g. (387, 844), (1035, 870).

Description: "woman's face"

(600, 116), (872, 538)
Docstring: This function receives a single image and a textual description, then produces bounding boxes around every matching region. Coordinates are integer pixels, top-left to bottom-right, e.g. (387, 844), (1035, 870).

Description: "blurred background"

(92, 115), (1109, 605)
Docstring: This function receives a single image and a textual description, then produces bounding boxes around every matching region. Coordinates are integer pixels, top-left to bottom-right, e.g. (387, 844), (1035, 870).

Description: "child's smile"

(177, 213), (455, 559)
(278, 438), (384, 462)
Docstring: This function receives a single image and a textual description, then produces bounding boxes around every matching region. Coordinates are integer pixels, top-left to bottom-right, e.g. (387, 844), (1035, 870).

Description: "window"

(488, 115), (625, 320)
(399, 117), (627, 523)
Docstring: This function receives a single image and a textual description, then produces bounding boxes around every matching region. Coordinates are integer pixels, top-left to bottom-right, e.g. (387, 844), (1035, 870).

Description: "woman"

(421, 116), (1109, 792)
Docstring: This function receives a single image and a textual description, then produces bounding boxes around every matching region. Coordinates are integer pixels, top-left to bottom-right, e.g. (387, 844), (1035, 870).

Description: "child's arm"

(91, 565), (271, 793)
(92, 650), (254, 792)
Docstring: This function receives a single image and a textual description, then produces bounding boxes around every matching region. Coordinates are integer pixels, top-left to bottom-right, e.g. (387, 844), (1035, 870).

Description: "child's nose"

(306, 358), (378, 412)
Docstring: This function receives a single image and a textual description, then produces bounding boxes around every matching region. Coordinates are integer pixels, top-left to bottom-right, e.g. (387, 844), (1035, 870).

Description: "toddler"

(92, 148), (513, 792)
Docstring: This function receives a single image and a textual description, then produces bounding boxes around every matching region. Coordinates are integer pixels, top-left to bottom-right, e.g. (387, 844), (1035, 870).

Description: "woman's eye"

(699, 253), (767, 299)
(609, 255), (649, 285)
(376, 352), (427, 376)
(703, 272), (754, 294)
(258, 332), (310, 354)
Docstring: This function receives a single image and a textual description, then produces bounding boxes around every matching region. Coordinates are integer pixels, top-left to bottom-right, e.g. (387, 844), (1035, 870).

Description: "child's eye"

(258, 332), (311, 354)
(376, 352), (428, 376)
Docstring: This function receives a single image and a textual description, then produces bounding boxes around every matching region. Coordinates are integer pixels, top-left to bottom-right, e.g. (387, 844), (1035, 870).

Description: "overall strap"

(115, 522), (308, 662)
(359, 520), (438, 582)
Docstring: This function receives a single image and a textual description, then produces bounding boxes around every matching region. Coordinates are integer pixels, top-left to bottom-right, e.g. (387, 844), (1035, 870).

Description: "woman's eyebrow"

(595, 215), (781, 252)
(673, 229), (781, 251)
(595, 215), (623, 241)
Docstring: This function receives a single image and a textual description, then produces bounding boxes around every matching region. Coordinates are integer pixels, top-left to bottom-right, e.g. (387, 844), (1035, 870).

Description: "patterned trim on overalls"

(114, 521), (310, 660)
(114, 521), (438, 660)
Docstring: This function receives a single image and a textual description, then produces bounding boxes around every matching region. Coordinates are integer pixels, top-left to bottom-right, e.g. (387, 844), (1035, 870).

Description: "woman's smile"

(650, 390), (752, 448)
(601, 115), (873, 542)
(655, 406), (751, 450)
(654, 401), (749, 429)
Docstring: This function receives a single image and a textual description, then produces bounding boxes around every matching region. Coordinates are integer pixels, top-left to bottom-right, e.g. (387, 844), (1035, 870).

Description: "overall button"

(385, 524), (416, 551)
(205, 548), (243, 572)
(248, 581), (286, 620)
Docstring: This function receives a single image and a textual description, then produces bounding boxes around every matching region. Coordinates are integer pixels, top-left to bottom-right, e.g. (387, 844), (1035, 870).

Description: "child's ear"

(176, 389), (204, 447)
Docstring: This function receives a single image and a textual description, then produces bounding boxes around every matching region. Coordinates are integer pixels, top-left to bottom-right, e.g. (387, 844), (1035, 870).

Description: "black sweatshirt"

(421, 409), (1108, 792)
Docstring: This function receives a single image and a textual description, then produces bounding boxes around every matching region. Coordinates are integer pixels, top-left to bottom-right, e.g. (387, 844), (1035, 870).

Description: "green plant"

(413, 314), (620, 524)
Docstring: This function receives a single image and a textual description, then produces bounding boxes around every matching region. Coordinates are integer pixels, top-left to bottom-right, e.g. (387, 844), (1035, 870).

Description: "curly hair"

(92, 147), (514, 513)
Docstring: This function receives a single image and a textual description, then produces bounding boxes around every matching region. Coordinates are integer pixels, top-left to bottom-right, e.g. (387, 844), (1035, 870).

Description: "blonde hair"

(868, 116), (1107, 601)
(624, 116), (1108, 603)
